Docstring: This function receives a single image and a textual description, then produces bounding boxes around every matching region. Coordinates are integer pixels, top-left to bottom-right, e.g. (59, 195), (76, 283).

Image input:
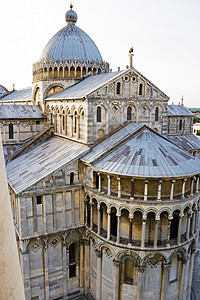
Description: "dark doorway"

(111, 208), (117, 236)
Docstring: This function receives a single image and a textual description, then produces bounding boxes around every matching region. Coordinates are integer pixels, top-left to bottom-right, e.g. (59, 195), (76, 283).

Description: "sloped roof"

(86, 128), (200, 178)
(82, 122), (143, 164)
(168, 105), (194, 117)
(0, 87), (32, 102)
(0, 105), (44, 119)
(166, 134), (200, 151)
(45, 71), (126, 100)
(6, 136), (90, 194)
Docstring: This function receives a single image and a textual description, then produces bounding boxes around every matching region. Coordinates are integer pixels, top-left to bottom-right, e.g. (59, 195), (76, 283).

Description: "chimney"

(118, 67), (120, 71)
(13, 83), (15, 90)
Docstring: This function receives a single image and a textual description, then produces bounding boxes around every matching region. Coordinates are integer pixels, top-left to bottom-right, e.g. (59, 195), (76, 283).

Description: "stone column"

(166, 216), (173, 247)
(113, 260), (120, 300)
(157, 180), (162, 201)
(154, 218), (159, 248)
(179, 257), (189, 300)
(141, 217), (146, 247)
(98, 173), (101, 192)
(85, 201), (88, 226)
(62, 242), (68, 298)
(84, 240), (90, 294)
(130, 178), (134, 200)
(107, 175), (111, 195)
(195, 176), (199, 193)
(144, 180), (148, 201)
(95, 250), (102, 300)
(195, 206), (199, 232)
(181, 179), (186, 198)
(70, 114), (73, 137)
(187, 249), (196, 298)
(90, 201), (93, 230)
(107, 209), (111, 240)
(20, 240), (31, 300)
(117, 177), (121, 198)
(97, 205), (101, 235)
(116, 214), (121, 243)
(128, 214), (133, 245)
(79, 240), (85, 293)
(186, 211), (192, 240)
(170, 180), (175, 200)
(161, 263), (171, 300)
(71, 191), (75, 227)
(191, 210), (196, 235)
(190, 177), (195, 196)
(177, 213), (184, 244)
(137, 265), (145, 300)
(2, 122), (6, 143)
(77, 116), (80, 139)
(43, 241), (50, 300)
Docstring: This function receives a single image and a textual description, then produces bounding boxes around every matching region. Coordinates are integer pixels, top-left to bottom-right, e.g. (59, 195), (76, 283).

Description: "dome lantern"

(65, 4), (78, 24)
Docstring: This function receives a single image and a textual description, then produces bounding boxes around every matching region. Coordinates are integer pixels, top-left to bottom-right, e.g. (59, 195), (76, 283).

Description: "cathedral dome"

(40, 5), (102, 63)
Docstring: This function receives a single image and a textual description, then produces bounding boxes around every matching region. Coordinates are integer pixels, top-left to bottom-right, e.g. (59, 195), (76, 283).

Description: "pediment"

(88, 67), (169, 100)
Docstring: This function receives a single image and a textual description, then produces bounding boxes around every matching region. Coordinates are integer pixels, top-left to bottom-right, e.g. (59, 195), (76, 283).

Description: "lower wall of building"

(19, 230), (197, 300)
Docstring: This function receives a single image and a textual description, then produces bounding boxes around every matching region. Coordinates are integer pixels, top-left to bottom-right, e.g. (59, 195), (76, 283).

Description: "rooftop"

(0, 87), (32, 103)
(6, 136), (89, 194)
(0, 105), (44, 119)
(46, 70), (126, 100)
(167, 105), (194, 117)
(83, 126), (200, 178)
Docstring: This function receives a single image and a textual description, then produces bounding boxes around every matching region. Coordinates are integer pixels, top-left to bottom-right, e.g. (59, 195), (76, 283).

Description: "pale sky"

(0, 0), (200, 107)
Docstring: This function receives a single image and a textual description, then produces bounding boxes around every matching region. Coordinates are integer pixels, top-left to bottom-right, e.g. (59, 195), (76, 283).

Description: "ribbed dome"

(40, 6), (102, 63)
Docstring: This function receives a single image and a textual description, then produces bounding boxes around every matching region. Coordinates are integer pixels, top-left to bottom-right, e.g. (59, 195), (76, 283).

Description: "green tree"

(193, 116), (200, 123)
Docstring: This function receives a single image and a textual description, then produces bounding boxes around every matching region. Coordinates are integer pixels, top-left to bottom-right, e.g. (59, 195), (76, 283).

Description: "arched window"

(179, 119), (183, 131)
(116, 82), (121, 95)
(97, 106), (101, 122)
(139, 83), (143, 95)
(69, 243), (76, 278)
(155, 107), (159, 121)
(74, 111), (77, 133)
(70, 172), (74, 185)
(127, 106), (132, 121)
(124, 258), (135, 284)
(9, 123), (13, 139)
(62, 111), (65, 130)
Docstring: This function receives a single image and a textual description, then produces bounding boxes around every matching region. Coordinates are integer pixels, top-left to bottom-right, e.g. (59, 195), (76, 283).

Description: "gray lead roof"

(6, 136), (90, 194)
(0, 87), (32, 102)
(45, 71), (126, 100)
(85, 128), (200, 178)
(0, 105), (44, 119)
(167, 105), (194, 117)
(166, 134), (200, 151)
(40, 24), (102, 63)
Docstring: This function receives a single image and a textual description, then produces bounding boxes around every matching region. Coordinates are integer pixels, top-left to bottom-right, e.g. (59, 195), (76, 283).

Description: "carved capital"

(182, 255), (190, 264)
(137, 264), (146, 273)
(95, 249), (102, 258)
(113, 259), (120, 267)
(163, 262), (171, 271)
